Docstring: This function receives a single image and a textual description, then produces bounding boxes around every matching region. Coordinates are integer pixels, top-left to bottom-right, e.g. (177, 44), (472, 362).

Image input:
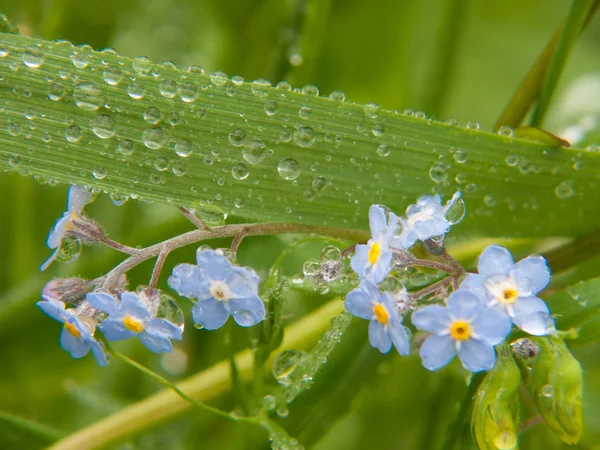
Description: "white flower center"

(210, 281), (232, 302)
(485, 275), (519, 305)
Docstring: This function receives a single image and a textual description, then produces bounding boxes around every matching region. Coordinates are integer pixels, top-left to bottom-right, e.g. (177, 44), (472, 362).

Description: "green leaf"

(2, 34), (600, 236)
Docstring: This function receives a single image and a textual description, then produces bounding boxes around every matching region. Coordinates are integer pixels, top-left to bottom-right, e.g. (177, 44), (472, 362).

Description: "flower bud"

(471, 345), (521, 450)
(42, 277), (94, 305)
(68, 216), (106, 244)
(512, 337), (583, 445)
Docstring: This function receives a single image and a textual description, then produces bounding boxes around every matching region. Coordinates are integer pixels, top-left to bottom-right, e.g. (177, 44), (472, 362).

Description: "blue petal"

(419, 335), (456, 371)
(47, 215), (69, 249)
(225, 266), (260, 298)
(40, 248), (60, 271)
(145, 318), (183, 340)
(192, 298), (229, 330)
(196, 250), (232, 280)
(459, 274), (487, 300)
(139, 331), (173, 354)
(511, 255), (551, 295)
(477, 245), (514, 277)
(368, 320), (392, 353)
(88, 340), (109, 366)
(415, 194), (442, 210)
(86, 292), (121, 316)
(369, 205), (388, 237)
(60, 327), (90, 358)
(470, 307), (512, 345)
(458, 339), (496, 372)
(37, 298), (68, 323)
(101, 319), (135, 341)
(169, 263), (209, 299)
(345, 286), (375, 320)
(388, 320), (410, 356)
(67, 185), (92, 213)
(391, 226), (418, 250)
(446, 289), (482, 320)
(350, 244), (369, 277)
(413, 218), (449, 240)
(511, 295), (550, 322)
(228, 296), (266, 327)
(515, 311), (556, 336)
(411, 305), (451, 333)
(121, 292), (151, 320)
(370, 247), (393, 283)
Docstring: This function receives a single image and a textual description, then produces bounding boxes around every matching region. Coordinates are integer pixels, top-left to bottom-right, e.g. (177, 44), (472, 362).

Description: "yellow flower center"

(64, 322), (81, 338)
(450, 320), (471, 341)
(500, 288), (518, 304)
(368, 242), (381, 265)
(123, 316), (144, 333)
(373, 303), (389, 325)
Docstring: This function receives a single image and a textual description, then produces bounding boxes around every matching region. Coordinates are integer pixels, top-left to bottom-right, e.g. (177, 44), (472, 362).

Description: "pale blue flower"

(351, 205), (399, 282)
(393, 191), (462, 249)
(41, 185), (92, 271)
(461, 244), (555, 336)
(168, 249), (266, 330)
(345, 281), (410, 355)
(87, 291), (183, 354)
(37, 296), (108, 366)
(412, 289), (512, 372)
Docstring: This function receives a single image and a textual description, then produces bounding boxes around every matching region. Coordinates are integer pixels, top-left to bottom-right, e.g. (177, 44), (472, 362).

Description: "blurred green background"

(1, 0), (600, 449)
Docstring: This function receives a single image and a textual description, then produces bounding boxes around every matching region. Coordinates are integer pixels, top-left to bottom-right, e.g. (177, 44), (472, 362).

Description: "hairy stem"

(149, 251), (169, 289)
(178, 207), (209, 230)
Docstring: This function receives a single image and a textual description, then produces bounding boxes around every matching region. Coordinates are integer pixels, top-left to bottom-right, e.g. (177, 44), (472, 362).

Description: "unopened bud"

(512, 337), (583, 445)
(42, 277), (94, 305)
(68, 216), (106, 244)
(472, 345), (521, 450)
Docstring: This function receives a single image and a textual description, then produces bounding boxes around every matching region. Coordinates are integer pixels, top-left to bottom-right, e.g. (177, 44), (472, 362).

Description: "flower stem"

(178, 207), (209, 230)
(149, 251), (169, 288)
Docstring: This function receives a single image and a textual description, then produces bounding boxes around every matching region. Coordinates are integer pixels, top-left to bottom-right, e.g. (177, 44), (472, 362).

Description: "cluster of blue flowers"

(346, 193), (556, 373)
(38, 187), (267, 365)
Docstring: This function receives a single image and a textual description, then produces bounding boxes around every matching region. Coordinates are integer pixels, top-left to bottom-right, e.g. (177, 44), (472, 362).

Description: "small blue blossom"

(36, 296), (108, 366)
(168, 249), (266, 330)
(41, 185), (92, 271)
(411, 289), (512, 372)
(392, 191), (462, 250)
(86, 291), (183, 354)
(350, 205), (399, 282)
(345, 281), (410, 355)
(461, 244), (555, 336)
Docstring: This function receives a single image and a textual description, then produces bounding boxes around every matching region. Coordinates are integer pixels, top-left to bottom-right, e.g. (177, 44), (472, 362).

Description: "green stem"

(529, 0), (596, 127)
(47, 298), (345, 450)
(0, 410), (63, 443)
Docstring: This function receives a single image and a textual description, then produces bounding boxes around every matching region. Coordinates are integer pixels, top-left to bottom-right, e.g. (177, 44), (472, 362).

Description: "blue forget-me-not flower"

(351, 205), (399, 283)
(412, 289), (512, 372)
(168, 249), (266, 330)
(41, 185), (92, 271)
(345, 280), (410, 355)
(461, 244), (555, 336)
(87, 291), (183, 354)
(393, 192), (463, 250)
(37, 296), (108, 366)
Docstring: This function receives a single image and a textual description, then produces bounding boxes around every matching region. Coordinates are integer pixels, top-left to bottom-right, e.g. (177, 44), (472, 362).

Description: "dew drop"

(92, 115), (116, 139)
(364, 102), (380, 119)
(0, 43), (9, 58)
(428, 163), (448, 184)
(174, 140), (193, 157)
(505, 153), (519, 167)
(143, 106), (161, 124)
(228, 128), (247, 147)
(329, 90), (346, 102)
(65, 124), (82, 143)
(93, 167), (107, 180)
(493, 431), (517, 450)
(483, 194), (496, 207)
(271, 349), (307, 387)
(24, 108), (36, 120)
(231, 163), (249, 180)
(172, 161), (186, 177)
(154, 156), (170, 171)
(453, 149), (467, 164)
(377, 144), (390, 157)
(179, 82), (198, 102)
(127, 81), (146, 99)
(231, 75), (244, 86)
(540, 384), (554, 398)
(554, 180), (574, 199)
(279, 129), (292, 142)
(209, 71), (228, 86)
(466, 121), (480, 130)
(48, 81), (66, 101)
(497, 126), (514, 137)
(303, 189), (315, 201)
(262, 395), (276, 411)
(251, 79), (271, 97)
(302, 84), (319, 96)
(278, 158), (300, 180)
(109, 192), (129, 206)
(103, 65), (123, 85)
(446, 195), (466, 225)
(242, 139), (266, 164)
(132, 56), (152, 74)
(71, 46), (92, 69)
(7, 120), (22, 136)
(299, 106), (312, 119)
(73, 82), (103, 111)
(150, 173), (163, 184)
(264, 100), (278, 116)
(117, 139), (135, 155)
(312, 176), (326, 191)
(293, 126), (315, 147)
(8, 154), (21, 167)
(159, 79), (178, 98)
(142, 127), (166, 149)
(371, 123), (385, 137)
(22, 45), (44, 68)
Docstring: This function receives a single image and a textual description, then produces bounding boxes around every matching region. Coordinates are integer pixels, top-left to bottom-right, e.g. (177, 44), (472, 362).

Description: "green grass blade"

(0, 409), (63, 443)
(2, 34), (600, 237)
(529, 0), (596, 127)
